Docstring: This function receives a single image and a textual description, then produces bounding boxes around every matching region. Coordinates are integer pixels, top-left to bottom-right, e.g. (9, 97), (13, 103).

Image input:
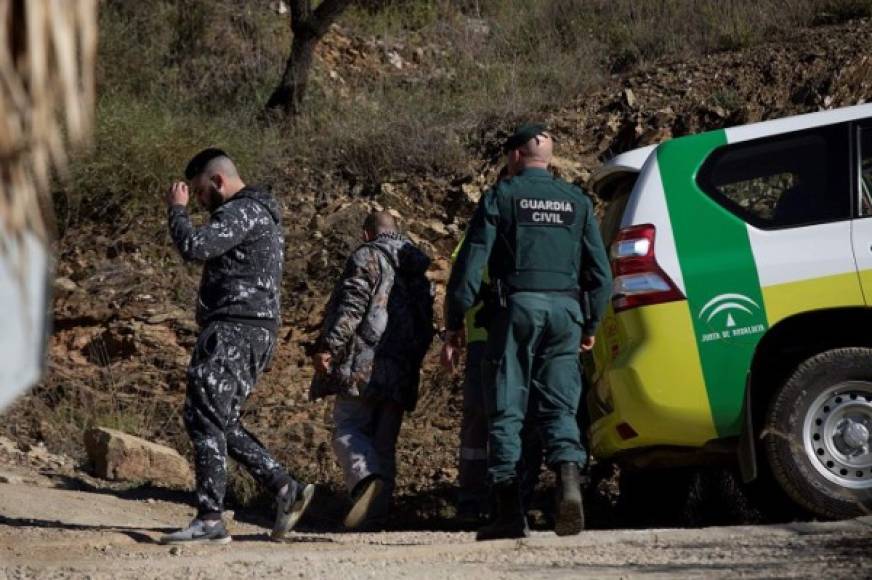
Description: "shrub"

(66, 95), (286, 225)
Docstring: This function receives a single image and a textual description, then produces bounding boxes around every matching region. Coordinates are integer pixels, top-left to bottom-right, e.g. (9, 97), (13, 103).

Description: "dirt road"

(2, 475), (871, 580)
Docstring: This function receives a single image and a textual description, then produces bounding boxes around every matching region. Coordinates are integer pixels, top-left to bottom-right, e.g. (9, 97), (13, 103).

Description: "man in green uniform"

(444, 124), (612, 540)
(446, 166), (545, 524)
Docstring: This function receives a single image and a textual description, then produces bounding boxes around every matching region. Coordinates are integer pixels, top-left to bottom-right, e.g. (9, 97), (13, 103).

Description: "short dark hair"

(185, 148), (229, 180)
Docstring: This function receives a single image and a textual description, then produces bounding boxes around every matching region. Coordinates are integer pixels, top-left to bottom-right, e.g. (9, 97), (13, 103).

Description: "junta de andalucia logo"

(698, 293), (766, 343)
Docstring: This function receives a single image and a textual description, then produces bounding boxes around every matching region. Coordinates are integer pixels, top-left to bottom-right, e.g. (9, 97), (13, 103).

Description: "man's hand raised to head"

(166, 181), (189, 207)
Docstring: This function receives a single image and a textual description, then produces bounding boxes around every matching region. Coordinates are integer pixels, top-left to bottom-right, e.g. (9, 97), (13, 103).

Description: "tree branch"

(310, 0), (354, 37)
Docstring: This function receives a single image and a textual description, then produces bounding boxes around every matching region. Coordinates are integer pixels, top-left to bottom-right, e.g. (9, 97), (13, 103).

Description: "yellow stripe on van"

(859, 269), (872, 303)
(590, 300), (718, 457)
(761, 272), (865, 325)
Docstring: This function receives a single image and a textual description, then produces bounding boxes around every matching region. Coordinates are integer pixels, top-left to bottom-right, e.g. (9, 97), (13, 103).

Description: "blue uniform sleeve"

(445, 188), (500, 331)
(168, 199), (257, 262)
(580, 197), (612, 335)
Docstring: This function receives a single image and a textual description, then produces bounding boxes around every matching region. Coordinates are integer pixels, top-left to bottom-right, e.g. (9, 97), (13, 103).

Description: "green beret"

(503, 123), (548, 152)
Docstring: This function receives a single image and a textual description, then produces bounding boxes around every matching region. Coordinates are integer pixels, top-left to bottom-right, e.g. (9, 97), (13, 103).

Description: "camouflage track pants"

(184, 321), (290, 519)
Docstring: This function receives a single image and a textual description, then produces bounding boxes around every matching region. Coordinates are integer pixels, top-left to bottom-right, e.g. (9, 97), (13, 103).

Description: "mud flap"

(737, 375), (757, 483)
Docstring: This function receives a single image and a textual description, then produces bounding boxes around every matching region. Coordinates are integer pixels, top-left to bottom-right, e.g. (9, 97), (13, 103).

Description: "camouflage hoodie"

(168, 186), (284, 331)
(311, 232), (433, 411)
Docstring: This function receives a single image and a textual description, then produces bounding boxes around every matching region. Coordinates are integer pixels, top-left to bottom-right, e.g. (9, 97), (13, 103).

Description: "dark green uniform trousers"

(483, 292), (586, 484)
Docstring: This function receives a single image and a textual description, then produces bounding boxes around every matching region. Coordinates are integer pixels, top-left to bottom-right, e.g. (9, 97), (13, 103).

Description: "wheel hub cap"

(802, 381), (872, 489)
(839, 420), (870, 452)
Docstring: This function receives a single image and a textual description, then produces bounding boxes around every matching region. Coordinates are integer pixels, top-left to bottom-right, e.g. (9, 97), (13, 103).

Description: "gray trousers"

(332, 396), (404, 502)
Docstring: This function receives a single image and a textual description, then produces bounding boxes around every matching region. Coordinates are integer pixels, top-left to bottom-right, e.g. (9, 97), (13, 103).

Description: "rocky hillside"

(5, 10), (872, 517)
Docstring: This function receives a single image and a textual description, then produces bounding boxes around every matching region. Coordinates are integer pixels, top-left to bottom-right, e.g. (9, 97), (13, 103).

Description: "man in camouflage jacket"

(160, 149), (314, 545)
(311, 211), (433, 529)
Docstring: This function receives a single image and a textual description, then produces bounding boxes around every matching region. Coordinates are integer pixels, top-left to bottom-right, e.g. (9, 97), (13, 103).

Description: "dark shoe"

(476, 480), (529, 541)
(160, 519), (231, 545)
(554, 462), (584, 536)
(272, 480), (316, 540)
(344, 476), (384, 530)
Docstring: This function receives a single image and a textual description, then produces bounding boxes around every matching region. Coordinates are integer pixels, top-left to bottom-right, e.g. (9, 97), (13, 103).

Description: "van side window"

(698, 125), (851, 228)
(860, 128), (872, 217)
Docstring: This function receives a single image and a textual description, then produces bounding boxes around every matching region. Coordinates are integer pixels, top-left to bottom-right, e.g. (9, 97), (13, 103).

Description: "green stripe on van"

(658, 131), (768, 437)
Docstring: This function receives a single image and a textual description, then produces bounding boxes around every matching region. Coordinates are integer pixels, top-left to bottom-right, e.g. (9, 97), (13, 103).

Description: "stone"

(461, 183), (481, 204)
(84, 427), (193, 489)
(387, 51), (405, 70)
(623, 88), (637, 109)
(0, 473), (24, 485)
(550, 155), (585, 183)
(145, 308), (186, 325)
(423, 219), (449, 239)
(270, 1), (288, 15)
(55, 277), (78, 293)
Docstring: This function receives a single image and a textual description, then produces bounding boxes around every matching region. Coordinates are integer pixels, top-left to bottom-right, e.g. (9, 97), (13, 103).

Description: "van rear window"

(697, 124), (851, 229)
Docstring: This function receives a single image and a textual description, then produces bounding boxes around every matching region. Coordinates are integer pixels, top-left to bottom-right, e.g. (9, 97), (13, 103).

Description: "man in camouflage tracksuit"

(160, 148), (314, 545)
(311, 211), (433, 530)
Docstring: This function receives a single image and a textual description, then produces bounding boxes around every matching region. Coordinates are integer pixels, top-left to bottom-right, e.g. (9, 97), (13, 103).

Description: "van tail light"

(611, 224), (684, 313)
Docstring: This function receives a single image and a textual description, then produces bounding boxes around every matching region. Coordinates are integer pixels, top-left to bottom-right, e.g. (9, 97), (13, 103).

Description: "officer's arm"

(319, 247), (380, 355)
(168, 199), (256, 262)
(580, 198), (613, 335)
(445, 190), (499, 331)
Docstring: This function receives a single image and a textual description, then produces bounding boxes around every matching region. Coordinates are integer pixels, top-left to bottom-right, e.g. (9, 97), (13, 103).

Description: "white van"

(587, 103), (872, 519)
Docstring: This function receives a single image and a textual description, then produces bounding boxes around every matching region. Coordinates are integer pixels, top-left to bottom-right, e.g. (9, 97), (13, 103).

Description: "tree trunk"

(266, 0), (353, 116)
(266, 28), (319, 116)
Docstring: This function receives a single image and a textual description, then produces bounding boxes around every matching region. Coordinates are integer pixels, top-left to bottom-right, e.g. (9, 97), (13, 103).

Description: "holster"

(473, 280), (508, 329)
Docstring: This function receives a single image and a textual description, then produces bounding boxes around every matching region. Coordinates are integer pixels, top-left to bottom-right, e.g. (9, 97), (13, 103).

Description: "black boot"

(476, 480), (529, 541)
(554, 462), (584, 536)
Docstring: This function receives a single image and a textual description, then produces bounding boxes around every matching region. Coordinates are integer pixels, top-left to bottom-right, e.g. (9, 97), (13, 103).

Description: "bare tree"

(266, 0), (354, 116)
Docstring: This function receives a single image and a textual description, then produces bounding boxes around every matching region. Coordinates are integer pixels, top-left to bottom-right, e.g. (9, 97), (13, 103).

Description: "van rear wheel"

(764, 348), (872, 519)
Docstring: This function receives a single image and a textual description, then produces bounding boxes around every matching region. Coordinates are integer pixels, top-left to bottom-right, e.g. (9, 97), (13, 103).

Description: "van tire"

(764, 348), (872, 520)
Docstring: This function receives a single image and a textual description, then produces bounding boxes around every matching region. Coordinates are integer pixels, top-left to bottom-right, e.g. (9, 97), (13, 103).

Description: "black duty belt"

(489, 278), (580, 308)
(507, 288), (579, 297)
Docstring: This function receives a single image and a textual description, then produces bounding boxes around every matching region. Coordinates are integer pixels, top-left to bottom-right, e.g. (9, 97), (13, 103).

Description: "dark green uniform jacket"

(446, 167), (611, 332)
